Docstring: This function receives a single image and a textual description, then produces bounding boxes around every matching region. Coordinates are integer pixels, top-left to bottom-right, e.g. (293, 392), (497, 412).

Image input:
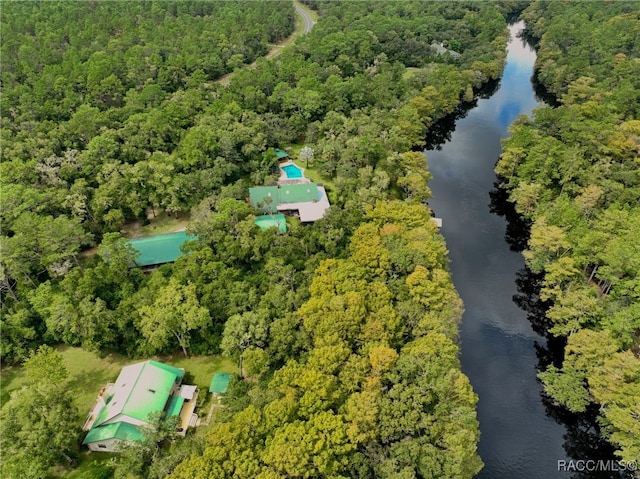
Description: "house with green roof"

(82, 360), (198, 452)
(249, 183), (330, 222)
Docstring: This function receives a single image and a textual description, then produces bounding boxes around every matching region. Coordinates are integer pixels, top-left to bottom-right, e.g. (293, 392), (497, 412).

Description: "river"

(426, 22), (571, 478)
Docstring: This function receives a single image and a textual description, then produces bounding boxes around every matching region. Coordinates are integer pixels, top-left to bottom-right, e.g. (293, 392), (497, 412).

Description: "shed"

(209, 373), (231, 395)
(127, 231), (196, 267)
(274, 148), (289, 160)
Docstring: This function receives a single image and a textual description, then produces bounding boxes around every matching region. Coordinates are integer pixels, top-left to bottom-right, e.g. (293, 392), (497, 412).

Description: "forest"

(0, 1), (512, 477)
(496, 0), (640, 465)
(3, 0), (616, 478)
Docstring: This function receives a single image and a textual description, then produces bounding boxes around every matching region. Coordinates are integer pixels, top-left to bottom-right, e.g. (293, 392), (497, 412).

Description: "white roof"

(277, 185), (330, 222)
(178, 385), (197, 400)
(97, 362), (145, 425)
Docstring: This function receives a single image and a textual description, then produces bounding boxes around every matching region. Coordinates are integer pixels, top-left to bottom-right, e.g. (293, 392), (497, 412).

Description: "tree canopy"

(0, 0), (523, 476)
(0, 346), (80, 479)
(496, 0), (640, 463)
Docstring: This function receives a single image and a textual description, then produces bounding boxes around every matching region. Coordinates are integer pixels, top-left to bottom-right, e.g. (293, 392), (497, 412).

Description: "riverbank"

(426, 22), (571, 478)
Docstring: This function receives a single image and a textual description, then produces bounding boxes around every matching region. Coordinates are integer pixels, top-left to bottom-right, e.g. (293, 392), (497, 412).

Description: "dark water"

(427, 21), (631, 479)
(426, 22), (571, 479)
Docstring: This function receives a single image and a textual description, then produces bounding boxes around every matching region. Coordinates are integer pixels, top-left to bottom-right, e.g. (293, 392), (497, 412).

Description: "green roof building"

(165, 396), (185, 418)
(249, 184), (330, 222)
(249, 186), (281, 213)
(254, 214), (287, 233)
(249, 184), (319, 212)
(83, 422), (145, 446)
(83, 360), (193, 452)
(274, 148), (289, 160)
(127, 231), (196, 267)
(209, 372), (231, 396)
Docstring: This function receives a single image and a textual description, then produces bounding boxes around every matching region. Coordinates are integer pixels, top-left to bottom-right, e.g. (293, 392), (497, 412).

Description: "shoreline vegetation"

(2, 1), (537, 477)
(496, 0), (640, 464)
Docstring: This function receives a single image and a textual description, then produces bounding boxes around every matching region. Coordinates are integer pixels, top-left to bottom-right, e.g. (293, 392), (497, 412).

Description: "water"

(282, 163), (304, 179)
(426, 22), (571, 478)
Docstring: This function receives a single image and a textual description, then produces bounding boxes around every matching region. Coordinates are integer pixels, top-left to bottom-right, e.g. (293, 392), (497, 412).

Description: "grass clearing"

(120, 210), (190, 239)
(60, 346), (130, 417)
(159, 354), (236, 391)
(1, 346), (237, 419)
(0, 364), (30, 407)
(403, 66), (422, 80)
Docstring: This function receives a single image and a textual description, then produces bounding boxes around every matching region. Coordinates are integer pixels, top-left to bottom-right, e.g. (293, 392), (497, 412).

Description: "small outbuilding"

(209, 372), (231, 398)
(126, 231), (196, 268)
(274, 148), (289, 161)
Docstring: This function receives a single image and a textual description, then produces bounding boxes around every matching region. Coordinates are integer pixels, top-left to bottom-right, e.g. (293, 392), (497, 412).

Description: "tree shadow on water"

(515, 266), (631, 479)
(492, 181), (632, 479)
(423, 78), (501, 151)
(488, 179), (531, 252)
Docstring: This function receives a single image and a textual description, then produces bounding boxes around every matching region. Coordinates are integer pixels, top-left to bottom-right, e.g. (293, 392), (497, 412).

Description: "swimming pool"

(282, 164), (303, 179)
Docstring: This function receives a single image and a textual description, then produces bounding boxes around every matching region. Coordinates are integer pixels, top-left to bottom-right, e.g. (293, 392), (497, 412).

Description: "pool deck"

(278, 160), (311, 186)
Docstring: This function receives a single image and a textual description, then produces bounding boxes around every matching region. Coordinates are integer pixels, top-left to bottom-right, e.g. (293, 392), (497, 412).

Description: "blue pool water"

(282, 164), (303, 179)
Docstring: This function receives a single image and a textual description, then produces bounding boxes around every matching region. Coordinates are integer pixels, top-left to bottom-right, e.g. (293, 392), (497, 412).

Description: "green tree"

(221, 311), (269, 376)
(137, 278), (209, 356)
(111, 412), (179, 479)
(0, 346), (79, 479)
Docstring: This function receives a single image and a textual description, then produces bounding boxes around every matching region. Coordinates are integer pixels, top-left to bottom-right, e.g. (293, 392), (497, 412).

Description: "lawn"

(60, 346), (131, 417)
(1, 346), (236, 419)
(402, 66), (422, 80)
(56, 452), (115, 479)
(158, 353), (236, 392)
(0, 346), (238, 478)
(120, 209), (190, 239)
(0, 364), (30, 407)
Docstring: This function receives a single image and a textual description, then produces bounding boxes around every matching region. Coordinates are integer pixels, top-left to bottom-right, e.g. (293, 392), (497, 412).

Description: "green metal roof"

(120, 361), (183, 422)
(84, 360), (186, 447)
(83, 422), (145, 445)
(127, 231), (196, 267)
(279, 184), (319, 203)
(274, 148), (289, 159)
(91, 361), (184, 429)
(92, 403), (111, 430)
(149, 360), (185, 378)
(254, 214), (287, 233)
(249, 184), (319, 213)
(249, 186), (281, 213)
(209, 373), (231, 394)
(165, 396), (185, 417)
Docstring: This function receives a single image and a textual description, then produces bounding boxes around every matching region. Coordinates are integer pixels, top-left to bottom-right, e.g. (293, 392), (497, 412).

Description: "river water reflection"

(426, 22), (571, 478)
